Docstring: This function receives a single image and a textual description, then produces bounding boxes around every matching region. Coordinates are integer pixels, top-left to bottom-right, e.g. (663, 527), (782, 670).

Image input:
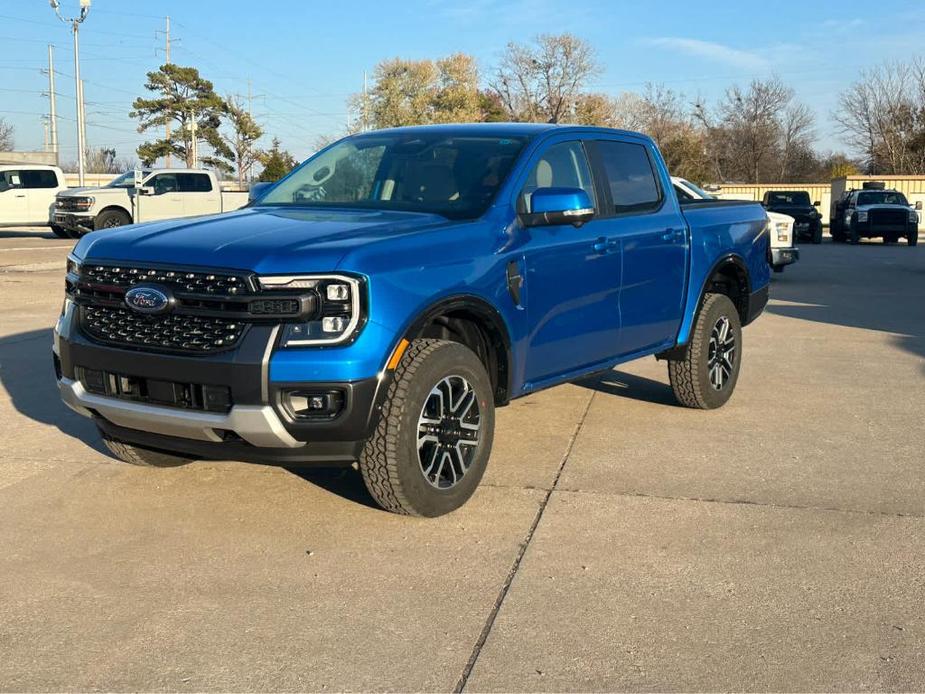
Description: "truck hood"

(73, 206), (453, 272)
(768, 204), (816, 217)
(58, 186), (120, 197)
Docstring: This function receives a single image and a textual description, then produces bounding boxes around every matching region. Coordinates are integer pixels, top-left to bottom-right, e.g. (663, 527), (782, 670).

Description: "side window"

(0, 170), (23, 191)
(20, 170), (59, 188)
(150, 173), (178, 195)
(519, 141), (596, 213)
(177, 173), (212, 192)
(592, 141), (662, 214)
(673, 184), (694, 202)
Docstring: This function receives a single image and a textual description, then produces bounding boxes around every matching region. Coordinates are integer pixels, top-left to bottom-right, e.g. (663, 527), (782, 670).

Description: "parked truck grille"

(869, 209), (908, 228)
(81, 305), (247, 353)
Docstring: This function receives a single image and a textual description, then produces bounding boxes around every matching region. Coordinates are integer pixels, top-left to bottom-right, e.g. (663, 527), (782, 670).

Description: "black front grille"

(869, 209), (908, 228)
(81, 264), (249, 294)
(82, 305), (247, 353)
(56, 198), (87, 212)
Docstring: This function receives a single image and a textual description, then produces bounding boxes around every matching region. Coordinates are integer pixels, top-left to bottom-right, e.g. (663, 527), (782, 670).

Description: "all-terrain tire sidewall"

(360, 339), (495, 517)
(669, 293), (742, 410)
(100, 431), (192, 467)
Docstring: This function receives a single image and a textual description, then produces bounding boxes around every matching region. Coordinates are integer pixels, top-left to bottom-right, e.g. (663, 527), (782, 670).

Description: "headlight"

(909, 210), (918, 223)
(857, 210), (868, 223)
(775, 221), (790, 242)
(65, 256), (81, 275)
(257, 274), (364, 346)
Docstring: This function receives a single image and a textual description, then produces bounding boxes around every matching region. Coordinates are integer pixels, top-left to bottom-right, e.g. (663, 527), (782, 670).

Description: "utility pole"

(79, 79), (88, 156)
(362, 70), (368, 132)
(50, 0), (91, 186)
(158, 15), (173, 168)
(46, 44), (59, 161)
(186, 111), (198, 167)
(42, 118), (49, 152)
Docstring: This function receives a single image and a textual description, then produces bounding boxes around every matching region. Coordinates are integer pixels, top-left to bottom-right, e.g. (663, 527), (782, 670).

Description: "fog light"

(282, 389), (345, 420)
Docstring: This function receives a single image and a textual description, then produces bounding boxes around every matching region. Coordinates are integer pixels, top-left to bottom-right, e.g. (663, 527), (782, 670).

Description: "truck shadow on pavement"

(573, 370), (680, 406)
(0, 327), (381, 507)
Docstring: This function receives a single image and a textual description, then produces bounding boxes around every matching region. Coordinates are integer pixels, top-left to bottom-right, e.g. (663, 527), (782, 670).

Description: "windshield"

(107, 171), (150, 188)
(680, 179), (715, 200)
(259, 133), (528, 219)
(857, 191), (908, 206)
(768, 191), (811, 206)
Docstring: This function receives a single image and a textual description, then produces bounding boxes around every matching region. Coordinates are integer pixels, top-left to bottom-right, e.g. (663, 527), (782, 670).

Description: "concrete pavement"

(0, 228), (923, 691)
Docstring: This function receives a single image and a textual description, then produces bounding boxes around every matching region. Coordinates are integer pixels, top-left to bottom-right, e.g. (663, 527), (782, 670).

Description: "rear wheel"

(100, 431), (193, 467)
(94, 208), (131, 231)
(668, 293), (742, 410)
(358, 339), (494, 517)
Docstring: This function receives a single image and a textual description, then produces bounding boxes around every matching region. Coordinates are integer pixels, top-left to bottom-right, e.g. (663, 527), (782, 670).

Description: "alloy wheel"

(707, 315), (736, 390)
(417, 375), (481, 489)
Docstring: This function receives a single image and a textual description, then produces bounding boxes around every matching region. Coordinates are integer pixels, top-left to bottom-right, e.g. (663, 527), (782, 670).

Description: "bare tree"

(834, 60), (925, 174)
(778, 103), (816, 180)
(490, 33), (599, 123)
(0, 117), (13, 151)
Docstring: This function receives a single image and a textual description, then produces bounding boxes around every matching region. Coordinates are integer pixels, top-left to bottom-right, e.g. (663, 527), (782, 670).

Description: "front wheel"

(772, 264), (785, 274)
(909, 232), (919, 247)
(812, 225), (823, 244)
(50, 224), (70, 239)
(668, 293), (742, 410)
(359, 339), (495, 517)
(94, 208), (131, 231)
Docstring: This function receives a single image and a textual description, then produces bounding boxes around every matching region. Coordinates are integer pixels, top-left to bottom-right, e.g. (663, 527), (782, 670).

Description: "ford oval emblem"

(124, 286), (172, 314)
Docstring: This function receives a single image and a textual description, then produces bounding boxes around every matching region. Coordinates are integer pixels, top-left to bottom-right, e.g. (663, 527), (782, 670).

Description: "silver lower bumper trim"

(58, 377), (304, 449)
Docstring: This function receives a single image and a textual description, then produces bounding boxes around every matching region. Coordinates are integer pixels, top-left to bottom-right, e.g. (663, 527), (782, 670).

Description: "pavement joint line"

(552, 486), (925, 519)
(0, 245), (73, 253)
(453, 390), (596, 693)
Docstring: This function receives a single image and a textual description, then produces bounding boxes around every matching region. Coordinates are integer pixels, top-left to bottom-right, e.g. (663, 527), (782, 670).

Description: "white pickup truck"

(53, 168), (249, 237)
(0, 164), (70, 236)
(671, 176), (799, 273)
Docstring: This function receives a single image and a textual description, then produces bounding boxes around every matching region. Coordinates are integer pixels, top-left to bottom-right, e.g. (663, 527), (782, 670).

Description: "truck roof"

(0, 163), (61, 171)
(360, 122), (655, 144)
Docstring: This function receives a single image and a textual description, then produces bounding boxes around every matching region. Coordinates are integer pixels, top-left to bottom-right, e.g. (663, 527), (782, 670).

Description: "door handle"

(14, 194), (26, 198)
(662, 227), (685, 242)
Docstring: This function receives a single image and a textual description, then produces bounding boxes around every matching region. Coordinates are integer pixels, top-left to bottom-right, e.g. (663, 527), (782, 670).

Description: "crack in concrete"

(454, 391), (596, 693)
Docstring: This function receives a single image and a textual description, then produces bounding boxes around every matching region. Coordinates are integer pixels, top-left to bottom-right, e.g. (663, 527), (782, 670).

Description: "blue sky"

(2, 0), (924, 164)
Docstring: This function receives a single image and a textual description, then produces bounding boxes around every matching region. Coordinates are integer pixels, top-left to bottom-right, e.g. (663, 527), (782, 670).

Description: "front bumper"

(771, 247), (799, 267)
(54, 301), (387, 464)
(53, 211), (95, 232)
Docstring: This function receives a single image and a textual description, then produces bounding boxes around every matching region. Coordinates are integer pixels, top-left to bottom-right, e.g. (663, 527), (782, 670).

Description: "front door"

(137, 172), (184, 222)
(520, 140), (623, 386)
(587, 138), (689, 355)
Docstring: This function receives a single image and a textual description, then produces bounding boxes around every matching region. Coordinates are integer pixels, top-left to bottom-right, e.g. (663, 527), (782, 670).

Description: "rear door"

(587, 138), (689, 355)
(0, 170), (29, 225)
(177, 172), (221, 215)
(519, 139), (624, 386)
(20, 169), (61, 224)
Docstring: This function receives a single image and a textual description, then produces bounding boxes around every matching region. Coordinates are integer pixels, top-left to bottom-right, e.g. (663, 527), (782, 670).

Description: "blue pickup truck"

(55, 124), (769, 516)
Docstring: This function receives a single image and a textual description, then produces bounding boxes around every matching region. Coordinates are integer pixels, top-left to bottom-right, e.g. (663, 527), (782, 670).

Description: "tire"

(94, 208), (131, 231)
(909, 232), (919, 247)
(668, 293), (742, 410)
(358, 338), (495, 517)
(772, 264), (784, 274)
(100, 431), (193, 467)
(831, 230), (845, 243)
(812, 225), (823, 244)
(849, 220), (860, 245)
(50, 224), (70, 239)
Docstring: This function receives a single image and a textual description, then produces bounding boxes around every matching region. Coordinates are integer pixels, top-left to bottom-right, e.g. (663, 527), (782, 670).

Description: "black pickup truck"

(762, 191), (823, 244)
(830, 182), (920, 245)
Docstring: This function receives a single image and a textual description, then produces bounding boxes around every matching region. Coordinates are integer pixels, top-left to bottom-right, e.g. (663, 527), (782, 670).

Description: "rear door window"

(589, 140), (662, 214)
(177, 173), (213, 192)
(19, 169), (59, 188)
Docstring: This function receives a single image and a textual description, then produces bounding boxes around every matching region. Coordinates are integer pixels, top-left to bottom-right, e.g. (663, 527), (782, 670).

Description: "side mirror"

(522, 187), (594, 227)
(916, 201), (922, 211)
(248, 181), (273, 203)
(136, 186), (155, 196)
(813, 200), (821, 207)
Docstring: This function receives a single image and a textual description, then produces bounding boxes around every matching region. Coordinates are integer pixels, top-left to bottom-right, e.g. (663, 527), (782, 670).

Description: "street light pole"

(49, 0), (90, 186)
